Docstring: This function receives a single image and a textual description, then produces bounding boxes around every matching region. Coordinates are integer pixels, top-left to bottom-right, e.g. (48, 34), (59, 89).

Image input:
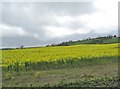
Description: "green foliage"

(55, 37), (119, 46)
(54, 76), (119, 87)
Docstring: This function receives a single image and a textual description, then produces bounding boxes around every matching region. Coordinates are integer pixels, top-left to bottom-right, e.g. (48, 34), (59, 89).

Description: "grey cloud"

(2, 30), (117, 48)
(2, 2), (95, 30)
(32, 2), (96, 16)
(1, 2), (117, 48)
(67, 20), (84, 30)
(2, 36), (43, 48)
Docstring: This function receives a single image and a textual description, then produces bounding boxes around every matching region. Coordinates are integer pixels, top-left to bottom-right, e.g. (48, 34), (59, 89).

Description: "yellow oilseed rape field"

(2, 43), (119, 69)
(2, 43), (119, 87)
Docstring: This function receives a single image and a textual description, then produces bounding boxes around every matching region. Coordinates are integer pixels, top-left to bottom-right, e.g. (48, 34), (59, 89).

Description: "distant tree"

(107, 35), (113, 38)
(97, 36), (101, 39)
(113, 35), (117, 37)
(20, 45), (24, 49)
(46, 45), (50, 47)
(68, 40), (73, 43)
(85, 39), (89, 40)
(104, 36), (107, 38)
(51, 43), (56, 46)
(88, 37), (91, 40)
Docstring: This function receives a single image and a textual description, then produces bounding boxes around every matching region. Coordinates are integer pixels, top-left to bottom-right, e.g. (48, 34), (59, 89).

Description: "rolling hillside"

(2, 43), (119, 87)
(2, 35), (119, 87)
(55, 37), (120, 46)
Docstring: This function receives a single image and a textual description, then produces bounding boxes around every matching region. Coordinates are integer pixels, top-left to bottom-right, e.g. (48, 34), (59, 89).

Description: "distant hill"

(52, 36), (120, 46)
(1, 48), (14, 50)
(2, 35), (119, 50)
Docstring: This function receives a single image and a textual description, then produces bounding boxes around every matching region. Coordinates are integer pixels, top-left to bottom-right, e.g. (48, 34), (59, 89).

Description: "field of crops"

(2, 43), (119, 71)
(2, 43), (119, 87)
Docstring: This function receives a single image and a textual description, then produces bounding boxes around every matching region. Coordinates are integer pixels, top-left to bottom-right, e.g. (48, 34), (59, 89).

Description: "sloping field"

(2, 43), (118, 67)
(2, 43), (119, 87)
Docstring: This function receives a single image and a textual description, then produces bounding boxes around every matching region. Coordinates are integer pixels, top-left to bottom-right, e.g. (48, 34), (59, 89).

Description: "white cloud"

(44, 0), (118, 36)
(44, 26), (74, 38)
(1, 1), (119, 47)
(44, 25), (90, 38)
(55, 15), (74, 25)
(73, 0), (118, 34)
(94, 0), (118, 12)
(34, 33), (39, 39)
(0, 24), (27, 37)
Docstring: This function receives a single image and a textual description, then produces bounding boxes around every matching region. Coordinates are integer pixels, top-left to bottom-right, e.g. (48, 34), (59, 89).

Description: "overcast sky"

(0, 0), (118, 48)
